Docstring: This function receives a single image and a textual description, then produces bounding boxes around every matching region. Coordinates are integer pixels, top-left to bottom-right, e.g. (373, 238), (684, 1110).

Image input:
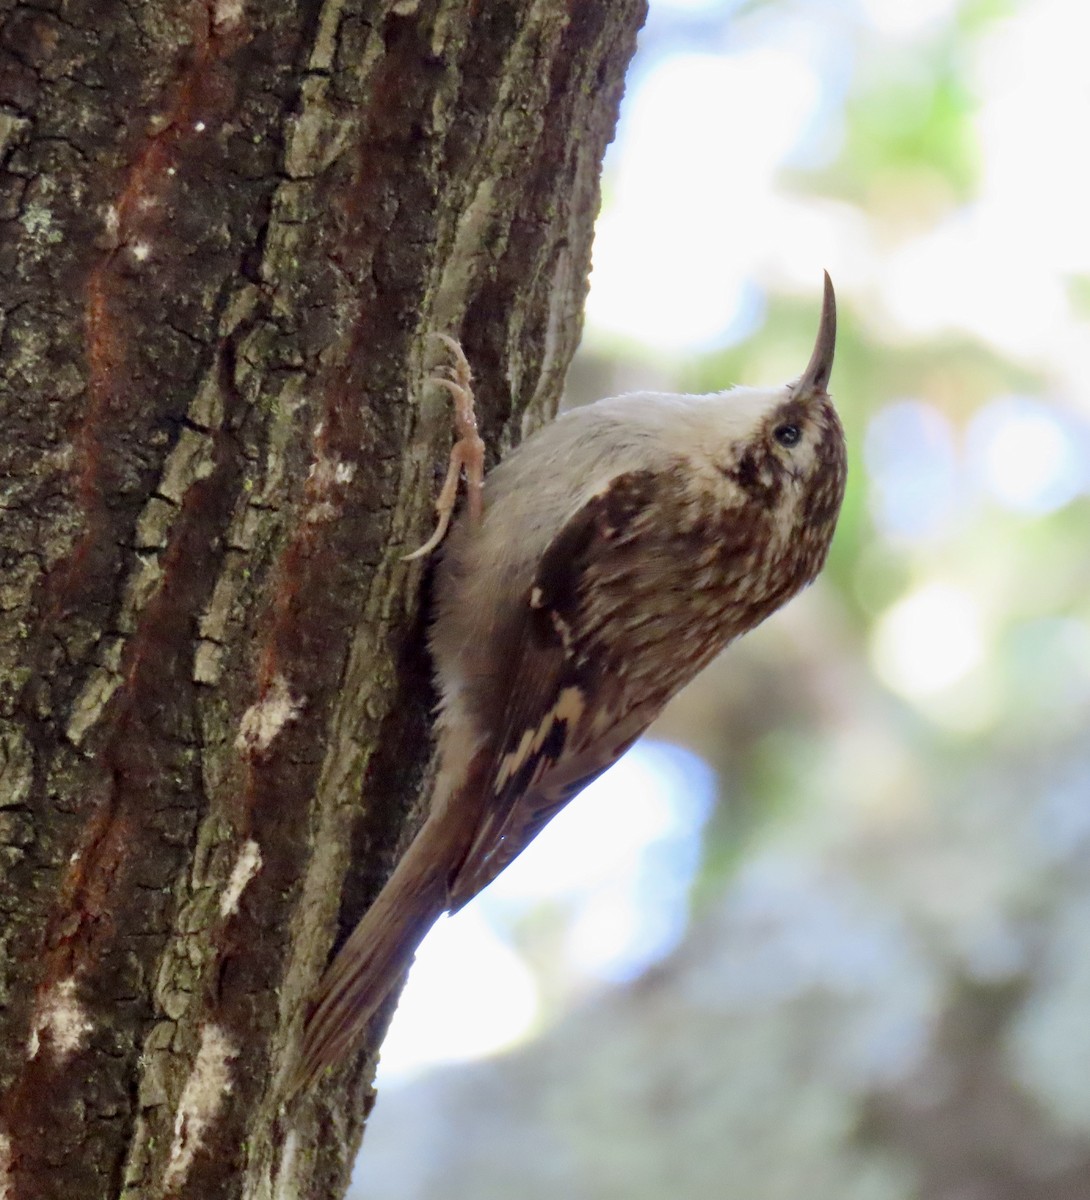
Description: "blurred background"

(354, 0), (1090, 1195)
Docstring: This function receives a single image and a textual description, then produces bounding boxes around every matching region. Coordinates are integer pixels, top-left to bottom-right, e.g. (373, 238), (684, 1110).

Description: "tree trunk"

(0, 2), (645, 1196)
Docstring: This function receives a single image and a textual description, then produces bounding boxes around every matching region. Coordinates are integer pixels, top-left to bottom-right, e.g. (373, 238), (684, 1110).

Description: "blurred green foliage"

(362, 5), (1090, 1196)
(578, 0), (1090, 897)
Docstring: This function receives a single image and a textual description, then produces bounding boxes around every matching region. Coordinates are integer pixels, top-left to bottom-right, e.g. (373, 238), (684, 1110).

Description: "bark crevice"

(0, 2), (646, 1196)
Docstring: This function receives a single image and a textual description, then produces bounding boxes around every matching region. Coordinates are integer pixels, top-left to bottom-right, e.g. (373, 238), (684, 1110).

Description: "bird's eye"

(774, 423), (801, 448)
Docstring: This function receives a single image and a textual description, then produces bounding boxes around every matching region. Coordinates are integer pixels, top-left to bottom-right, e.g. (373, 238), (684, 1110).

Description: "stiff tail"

(290, 737), (492, 1094)
(291, 815), (459, 1094)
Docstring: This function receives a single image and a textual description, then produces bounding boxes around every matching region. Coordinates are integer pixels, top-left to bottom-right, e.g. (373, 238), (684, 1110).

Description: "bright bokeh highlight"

(967, 398), (1088, 515)
(587, 49), (824, 350)
(872, 582), (984, 699)
(375, 742), (714, 1083)
(375, 906), (538, 1081)
(371, 0), (1090, 1097)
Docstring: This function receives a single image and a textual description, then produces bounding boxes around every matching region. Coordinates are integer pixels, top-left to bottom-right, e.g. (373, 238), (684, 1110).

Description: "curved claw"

(430, 332), (472, 380)
(404, 335), (486, 561)
(403, 506), (453, 561)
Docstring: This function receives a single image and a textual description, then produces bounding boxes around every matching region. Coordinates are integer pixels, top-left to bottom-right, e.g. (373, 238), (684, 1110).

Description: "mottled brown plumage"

(292, 274), (847, 1093)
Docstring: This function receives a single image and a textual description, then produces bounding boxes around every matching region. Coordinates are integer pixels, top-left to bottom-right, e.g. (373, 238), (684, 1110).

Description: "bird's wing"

(448, 469), (663, 909)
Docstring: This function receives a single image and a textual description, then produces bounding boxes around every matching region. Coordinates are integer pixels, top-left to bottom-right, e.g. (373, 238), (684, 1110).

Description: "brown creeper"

(294, 274), (846, 1091)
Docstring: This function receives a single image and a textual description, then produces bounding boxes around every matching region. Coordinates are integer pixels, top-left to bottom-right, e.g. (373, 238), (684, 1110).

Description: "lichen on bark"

(0, 1), (646, 1196)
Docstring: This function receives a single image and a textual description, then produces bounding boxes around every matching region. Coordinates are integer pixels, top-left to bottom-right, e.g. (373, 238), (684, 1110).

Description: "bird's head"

(708, 273), (846, 538)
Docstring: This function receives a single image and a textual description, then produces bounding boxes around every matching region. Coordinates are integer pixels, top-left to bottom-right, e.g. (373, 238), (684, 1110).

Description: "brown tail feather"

(291, 868), (447, 1092)
(291, 761), (489, 1094)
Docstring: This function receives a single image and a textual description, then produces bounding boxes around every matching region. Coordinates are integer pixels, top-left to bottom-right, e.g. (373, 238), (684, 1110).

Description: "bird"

(292, 272), (847, 1092)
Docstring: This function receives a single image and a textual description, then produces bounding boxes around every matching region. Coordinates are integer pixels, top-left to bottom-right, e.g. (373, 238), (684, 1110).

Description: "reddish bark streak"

(0, 0), (645, 1192)
(75, 11), (245, 519)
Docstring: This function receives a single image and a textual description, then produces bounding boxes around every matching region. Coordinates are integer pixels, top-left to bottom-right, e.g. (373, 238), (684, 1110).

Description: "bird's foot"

(404, 334), (486, 561)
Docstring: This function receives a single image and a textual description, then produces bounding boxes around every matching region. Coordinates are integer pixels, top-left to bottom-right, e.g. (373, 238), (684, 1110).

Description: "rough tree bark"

(0, 2), (645, 1196)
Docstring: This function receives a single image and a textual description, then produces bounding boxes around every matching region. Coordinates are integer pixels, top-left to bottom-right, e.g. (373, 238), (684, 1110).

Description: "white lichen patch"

(163, 1024), (238, 1190)
(102, 203), (120, 242)
(304, 499), (337, 524)
(20, 201), (59, 244)
(303, 454), (356, 522)
(27, 977), (93, 1061)
(214, 0), (244, 28)
(219, 840), (263, 917)
(307, 454), (356, 492)
(129, 241), (151, 263)
(235, 675), (304, 757)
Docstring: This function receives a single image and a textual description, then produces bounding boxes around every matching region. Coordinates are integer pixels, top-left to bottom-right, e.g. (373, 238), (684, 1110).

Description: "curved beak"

(794, 271), (836, 398)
